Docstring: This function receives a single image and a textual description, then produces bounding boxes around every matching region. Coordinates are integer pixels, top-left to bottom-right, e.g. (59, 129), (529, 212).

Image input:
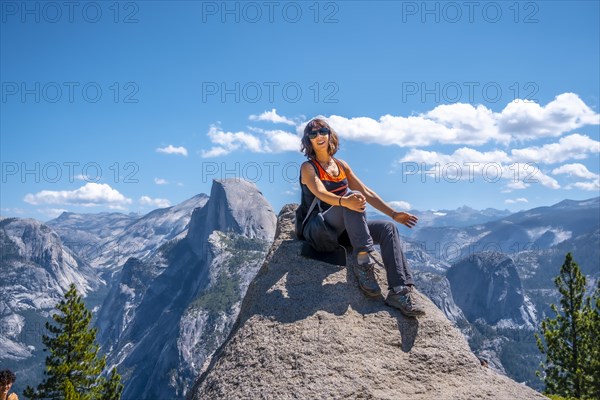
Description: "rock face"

(0, 217), (102, 393)
(0, 218), (100, 298)
(45, 211), (138, 264)
(187, 179), (276, 257)
(97, 179), (277, 400)
(188, 205), (546, 400)
(447, 252), (537, 329)
(412, 271), (468, 327)
(47, 194), (209, 273)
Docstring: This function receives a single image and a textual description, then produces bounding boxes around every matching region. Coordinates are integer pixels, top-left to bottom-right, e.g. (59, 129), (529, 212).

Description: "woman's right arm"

(300, 162), (365, 212)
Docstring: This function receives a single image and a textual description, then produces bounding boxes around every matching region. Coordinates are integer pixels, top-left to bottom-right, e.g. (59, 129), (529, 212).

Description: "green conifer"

(579, 280), (599, 398)
(24, 284), (123, 400)
(535, 253), (599, 399)
(99, 368), (123, 400)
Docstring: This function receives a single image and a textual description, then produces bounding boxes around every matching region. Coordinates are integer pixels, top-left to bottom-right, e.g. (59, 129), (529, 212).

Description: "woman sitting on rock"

(298, 117), (425, 317)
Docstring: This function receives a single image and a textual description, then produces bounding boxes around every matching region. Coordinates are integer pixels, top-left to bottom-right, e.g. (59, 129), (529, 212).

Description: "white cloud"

(399, 147), (511, 165)
(325, 93), (598, 147)
(511, 134), (600, 164)
(497, 93), (599, 141)
(389, 200), (411, 210)
(248, 127), (301, 152)
(201, 124), (300, 157)
(505, 198), (529, 204)
(201, 125), (262, 157)
(527, 167), (560, 189)
(201, 146), (230, 158)
(552, 163), (599, 180)
(156, 145), (188, 156)
(569, 179), (600, 191)
(397, 134), (599, 189)
(398, 149), (561, 189)
(425, 102), (506, 144)
(200, 93), (599, 157)
(249, 108), (296, 125)
(24, 183), (132, 209)
(139, 196), (171, 208)
(284, 186), (299, 195)
(154, 177), (168, 185)
(400, 133), (600, 168)
(505, 181), (530, 190)
(74, 174), (98, 182)
(327, 111), (502, 147)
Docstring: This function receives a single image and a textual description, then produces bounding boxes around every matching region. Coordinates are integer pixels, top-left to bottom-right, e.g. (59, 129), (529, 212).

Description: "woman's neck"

(314, 151), (331, 165)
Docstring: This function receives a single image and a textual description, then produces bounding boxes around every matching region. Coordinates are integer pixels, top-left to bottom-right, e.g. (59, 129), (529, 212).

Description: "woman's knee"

(341, 190), (367, 216)
(383, 220), (398, 237)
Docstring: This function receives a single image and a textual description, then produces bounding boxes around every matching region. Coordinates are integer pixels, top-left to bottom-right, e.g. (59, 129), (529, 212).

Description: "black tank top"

(300, 158), (348, 212)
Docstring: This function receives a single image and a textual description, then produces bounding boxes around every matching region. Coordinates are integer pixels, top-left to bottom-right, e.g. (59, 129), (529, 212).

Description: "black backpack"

(295, 160), (319, 240)
(294, 159), (349, 265)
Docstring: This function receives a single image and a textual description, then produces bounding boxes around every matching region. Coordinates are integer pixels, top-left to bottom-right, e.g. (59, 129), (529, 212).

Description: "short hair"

(0, 369), (16, 386)
(300, 118), (340, 159)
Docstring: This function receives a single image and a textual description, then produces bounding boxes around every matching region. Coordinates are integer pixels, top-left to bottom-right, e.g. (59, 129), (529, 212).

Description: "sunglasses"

(307, 127), (330, 140)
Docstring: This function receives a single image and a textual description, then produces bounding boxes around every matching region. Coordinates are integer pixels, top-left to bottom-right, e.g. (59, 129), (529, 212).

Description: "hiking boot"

(386, 286), (426, 317)
(353, 262), (381, 297)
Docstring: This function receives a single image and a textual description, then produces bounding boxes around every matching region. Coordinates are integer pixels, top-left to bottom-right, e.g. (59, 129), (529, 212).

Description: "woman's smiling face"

(301, 118), (339, 159)
(308, 127), (331, 150)
(312, 133), (328, 148)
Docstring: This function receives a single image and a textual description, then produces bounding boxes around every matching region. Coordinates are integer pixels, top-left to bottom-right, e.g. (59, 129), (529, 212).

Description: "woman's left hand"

(392, 211), (418, 228)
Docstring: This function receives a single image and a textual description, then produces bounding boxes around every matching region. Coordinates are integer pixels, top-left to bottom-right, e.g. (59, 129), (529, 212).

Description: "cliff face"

(47, 194), (209, 273)
(188, 205), (546, 400)
(0, 217), (102, 393)
(187, 179), (276, 258)
(447, 252), (537, 329)
(96, 179), (276, 400)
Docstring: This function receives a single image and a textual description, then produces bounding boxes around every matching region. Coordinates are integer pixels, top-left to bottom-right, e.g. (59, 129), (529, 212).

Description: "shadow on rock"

(238, 238), (419, 352)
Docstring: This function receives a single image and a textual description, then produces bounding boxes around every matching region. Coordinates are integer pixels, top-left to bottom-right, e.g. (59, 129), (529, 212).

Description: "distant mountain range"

(46, 194), (210, 278)
(1, 181), (276, 397)
(1, 191), (598, 397)
(411, 197), (599, 264)
(367, 204), (512, 235)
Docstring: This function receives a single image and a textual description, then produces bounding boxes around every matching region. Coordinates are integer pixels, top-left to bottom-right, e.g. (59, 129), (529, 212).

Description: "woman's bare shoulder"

(301, 160), (317, 172)
(300, 160), (316, 183)
(336, 158), (352, 171)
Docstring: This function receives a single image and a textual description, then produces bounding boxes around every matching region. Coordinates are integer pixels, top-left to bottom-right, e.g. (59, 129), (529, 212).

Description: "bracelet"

(339, 196), (343, 207)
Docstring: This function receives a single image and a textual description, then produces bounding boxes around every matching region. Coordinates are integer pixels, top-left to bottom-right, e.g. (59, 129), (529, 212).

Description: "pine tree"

(535, 252), (599, 399)
(580, 280), (600, 398)
(63, 379), (80, 400)
(23, 283), (123, 400)
(99, 368), (123, 400)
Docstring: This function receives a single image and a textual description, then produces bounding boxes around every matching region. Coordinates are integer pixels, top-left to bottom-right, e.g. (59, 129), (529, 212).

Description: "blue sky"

(1, 0), (599, 221)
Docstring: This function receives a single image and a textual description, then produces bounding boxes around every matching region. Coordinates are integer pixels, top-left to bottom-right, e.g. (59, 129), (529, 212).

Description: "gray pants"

(322, 191), (415, 289)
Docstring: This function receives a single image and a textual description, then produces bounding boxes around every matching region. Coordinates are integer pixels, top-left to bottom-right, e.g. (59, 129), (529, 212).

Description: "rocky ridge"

(189, 204), (546, 400)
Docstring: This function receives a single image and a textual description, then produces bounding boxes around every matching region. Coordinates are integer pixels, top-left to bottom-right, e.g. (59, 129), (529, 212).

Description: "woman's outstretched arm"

(338, 159), (418, 229)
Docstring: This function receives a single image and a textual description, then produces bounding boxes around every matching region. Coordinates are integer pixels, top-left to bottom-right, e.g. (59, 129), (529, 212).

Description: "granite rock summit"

(188, 204), (546, 400)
